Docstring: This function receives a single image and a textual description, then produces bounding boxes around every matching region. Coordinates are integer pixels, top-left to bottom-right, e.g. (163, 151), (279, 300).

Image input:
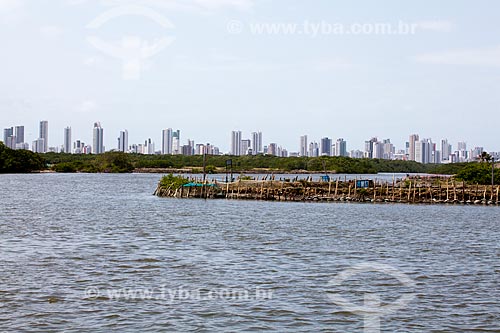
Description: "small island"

(154, 172), (499, 205)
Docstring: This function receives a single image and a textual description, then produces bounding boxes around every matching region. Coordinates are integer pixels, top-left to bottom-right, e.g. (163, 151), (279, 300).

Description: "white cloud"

(0, 0), (22, 11)
(76, 100), (98, 113)
(40, 25), (64, 39)
(414, 46), (500, 68)
(415, 20), (454, 33)
(312, 59), (353, 71)
(83, 56), (104, 67)
(0, 0), (24, 24)
(174, 54), (286, 71)
(173, 53), (353, 72)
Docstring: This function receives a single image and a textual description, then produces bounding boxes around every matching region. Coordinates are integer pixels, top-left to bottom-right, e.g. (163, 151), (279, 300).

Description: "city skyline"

(2, 117), (499, 157)
(2, 119), (497, 163)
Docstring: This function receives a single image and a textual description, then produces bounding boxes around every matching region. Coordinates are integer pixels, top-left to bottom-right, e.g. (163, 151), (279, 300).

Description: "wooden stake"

(399, 180), (403, 201)
(446, 180), (449, 201)
(407, 181), (412, 202)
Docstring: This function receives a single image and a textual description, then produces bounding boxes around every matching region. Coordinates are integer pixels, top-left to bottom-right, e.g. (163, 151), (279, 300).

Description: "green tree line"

(44, 152), (429, 173)
(2, 144), (498, 183)
(0, 142), (45, 173)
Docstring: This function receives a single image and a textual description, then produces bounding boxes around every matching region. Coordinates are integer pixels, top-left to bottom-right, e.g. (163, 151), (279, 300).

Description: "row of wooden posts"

(155, 176), (500, 205)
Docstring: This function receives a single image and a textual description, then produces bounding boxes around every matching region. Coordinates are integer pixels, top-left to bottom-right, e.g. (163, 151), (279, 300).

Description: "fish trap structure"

(154, 175), (500, 205)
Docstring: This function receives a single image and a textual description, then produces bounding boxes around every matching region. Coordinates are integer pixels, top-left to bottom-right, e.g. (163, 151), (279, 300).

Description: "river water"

(0, 174), (498, 332)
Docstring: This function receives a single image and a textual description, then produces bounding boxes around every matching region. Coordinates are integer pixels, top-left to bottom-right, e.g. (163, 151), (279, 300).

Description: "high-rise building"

(432, 150), (441, 164)
(231, 131), (242, 156)
(182, 145), (193, 156)
(93, 122), (104, 154)
(268, 143), (278, 156)
(309, 142), (319, 157)
(457, 142), (467, 162)
(195, 144), (205, 155)
(441, 139), (452, 162)
(187, 140), (195, 156)
(409, 134), (419, 161)
(74, 140), (85, 154)
(16, 143), (29, 150)
(364, 137), (378, 158)
(335, 138), (347, 157)
(3, 127), (14, 148)
(241, 139), (251, 155)
(280, 146), (286, 157)
(415, 139), (432, 164)
(172, 130), (180, 154)
(39, 121), (49, 153)
(32, 138), (45, 153)
(146, 138), (155, 155)
(251, 132), (263, 155)
(6, 136), (16, 149)
(320, 137), (332, 156)
(64, 127), (72, 154)
(278, 146), (288, 157)
(3, 127), (13, 143)
(300, 135), (308, 157)
(373, 141), (384, 159)
(118, 130), (128, 153)
(382, 139), (394, 160)
(394, 149), (407, 161)
(471, 147), (483, 161)
(15, 126), (24, 144)
(350, 150), (364, 159)
(162, 128), (173, 155)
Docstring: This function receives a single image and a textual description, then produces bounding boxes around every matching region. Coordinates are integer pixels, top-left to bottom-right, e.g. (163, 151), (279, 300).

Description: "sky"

(1, 0), (499, 153)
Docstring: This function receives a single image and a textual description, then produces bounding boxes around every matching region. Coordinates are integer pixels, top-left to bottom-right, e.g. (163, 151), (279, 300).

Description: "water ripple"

(0, 174), (499, 332)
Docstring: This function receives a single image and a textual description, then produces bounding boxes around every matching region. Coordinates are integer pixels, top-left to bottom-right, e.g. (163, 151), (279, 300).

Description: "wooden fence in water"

(154, 176), (500, 205)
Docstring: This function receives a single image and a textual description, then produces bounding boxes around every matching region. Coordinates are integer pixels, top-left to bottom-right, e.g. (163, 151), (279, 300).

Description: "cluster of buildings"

(230, 131), (264, 156)
(2, 121), (498, 164)
(2, 121), (221, 157)
(2, 121), (48, 153)
(230, 132), (497, 164)
(296, 134), (493, 164)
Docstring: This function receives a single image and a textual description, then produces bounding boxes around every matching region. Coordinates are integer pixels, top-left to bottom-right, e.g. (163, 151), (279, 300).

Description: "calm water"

(0, 174), (498, 332)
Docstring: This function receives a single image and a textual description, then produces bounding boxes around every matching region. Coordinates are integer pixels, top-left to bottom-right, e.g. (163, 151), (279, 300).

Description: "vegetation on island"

(159, 174), (190, 190)
(0, 142), (45, 173)
(455, 163), (499, 185)
(1, 142), (498, 183)
(44, 153), (430, 174)
(50, 152), (134, 173)
(454, 153), (499, 185)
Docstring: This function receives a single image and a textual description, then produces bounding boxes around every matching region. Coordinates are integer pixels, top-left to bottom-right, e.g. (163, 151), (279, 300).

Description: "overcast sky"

(1, 0), (499, 153)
